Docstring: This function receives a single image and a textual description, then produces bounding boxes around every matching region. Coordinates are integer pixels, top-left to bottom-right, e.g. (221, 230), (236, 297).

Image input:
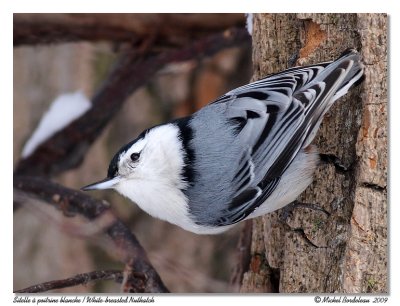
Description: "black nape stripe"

(175, 117), (196, 186)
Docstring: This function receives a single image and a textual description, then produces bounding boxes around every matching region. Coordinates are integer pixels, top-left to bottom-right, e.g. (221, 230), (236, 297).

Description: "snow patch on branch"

(22, 91), (91, 158)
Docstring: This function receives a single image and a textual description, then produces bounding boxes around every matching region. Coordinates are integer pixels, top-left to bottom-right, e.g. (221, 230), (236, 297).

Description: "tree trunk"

(240, 13), (387, 293)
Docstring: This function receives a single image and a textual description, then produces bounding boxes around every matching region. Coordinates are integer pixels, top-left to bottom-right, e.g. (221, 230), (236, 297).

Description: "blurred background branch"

(14, 27), (250, 178)
(13, 13), (245, 47)
(14, 176), (169, 293)
(14, 270), (124, 293)
(13, 13), (252, 293)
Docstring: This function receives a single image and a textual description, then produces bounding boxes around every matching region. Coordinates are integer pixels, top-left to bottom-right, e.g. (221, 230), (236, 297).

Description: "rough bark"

(240, 13), (387, 293)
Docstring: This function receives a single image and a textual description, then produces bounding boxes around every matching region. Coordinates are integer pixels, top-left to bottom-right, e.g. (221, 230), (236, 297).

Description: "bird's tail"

(301, 48), (364, 147)
(324, 48), (365, 103)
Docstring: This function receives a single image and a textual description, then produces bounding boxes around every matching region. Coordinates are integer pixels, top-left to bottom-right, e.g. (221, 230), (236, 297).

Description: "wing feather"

(207, 52), (363, 226)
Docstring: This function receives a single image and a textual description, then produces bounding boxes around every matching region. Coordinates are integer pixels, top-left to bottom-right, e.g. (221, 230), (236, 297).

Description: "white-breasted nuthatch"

(82, 49), (364, 234)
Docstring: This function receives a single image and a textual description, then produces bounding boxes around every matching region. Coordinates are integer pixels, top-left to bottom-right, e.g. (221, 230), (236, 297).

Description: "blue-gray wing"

(212, 51), (363, 226)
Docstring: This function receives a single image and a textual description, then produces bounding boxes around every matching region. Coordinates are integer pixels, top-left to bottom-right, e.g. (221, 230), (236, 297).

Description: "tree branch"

(14, 27), (250, 177)
(14, 176), (169, 293)
(14, 270), (123, 293)
(14, 13), (245, 46)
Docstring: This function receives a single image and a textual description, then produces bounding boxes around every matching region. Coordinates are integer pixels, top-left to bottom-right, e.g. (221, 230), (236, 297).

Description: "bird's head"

(81, 124), (189, 198)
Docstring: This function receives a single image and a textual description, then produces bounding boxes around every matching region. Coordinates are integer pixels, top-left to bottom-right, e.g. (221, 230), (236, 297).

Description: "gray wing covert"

(212, 63), (333, 226)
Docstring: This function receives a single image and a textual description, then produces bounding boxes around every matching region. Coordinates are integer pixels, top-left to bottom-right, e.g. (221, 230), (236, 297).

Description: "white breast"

(247, 146), (319, 219)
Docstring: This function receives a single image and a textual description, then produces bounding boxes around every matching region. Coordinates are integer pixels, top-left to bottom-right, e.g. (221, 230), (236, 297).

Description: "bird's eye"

(130, 152), (140, 162)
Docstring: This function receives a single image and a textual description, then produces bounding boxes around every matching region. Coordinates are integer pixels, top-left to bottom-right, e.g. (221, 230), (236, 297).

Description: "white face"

(116, 137), (147, 178)
(114, 124), (188, 191)
(83, 123), (197, 231)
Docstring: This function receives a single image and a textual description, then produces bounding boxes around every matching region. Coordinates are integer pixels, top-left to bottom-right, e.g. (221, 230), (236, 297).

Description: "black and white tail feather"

(200, 49), (364, 227)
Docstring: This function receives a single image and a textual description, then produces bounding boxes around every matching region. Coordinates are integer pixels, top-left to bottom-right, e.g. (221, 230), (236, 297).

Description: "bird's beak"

(81, 176), (121, 191)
